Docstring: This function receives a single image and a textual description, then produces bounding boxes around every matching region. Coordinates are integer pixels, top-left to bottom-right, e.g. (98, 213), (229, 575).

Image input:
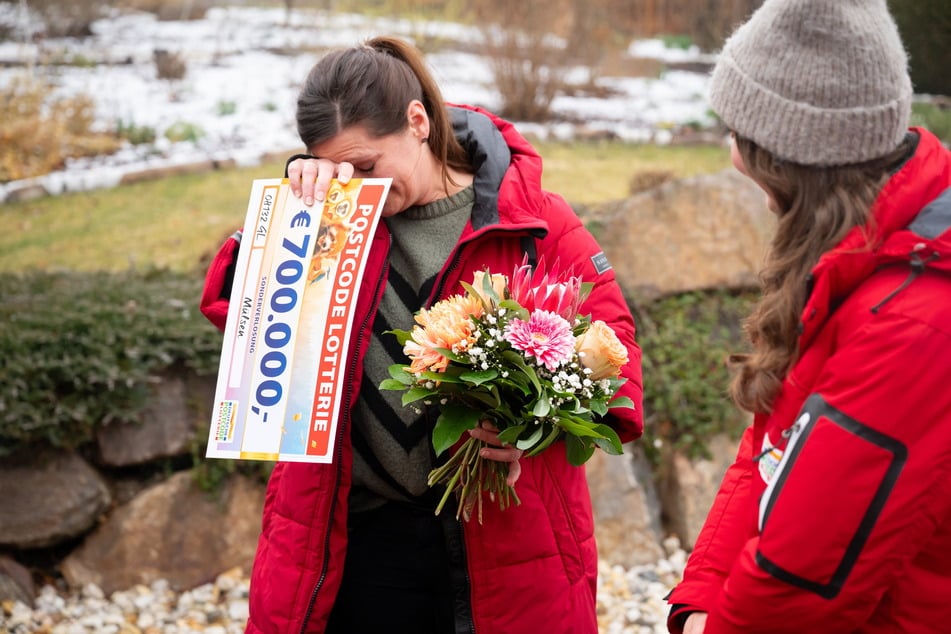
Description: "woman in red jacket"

(201, 36), (643, 634)
(666, 1), (951, 633)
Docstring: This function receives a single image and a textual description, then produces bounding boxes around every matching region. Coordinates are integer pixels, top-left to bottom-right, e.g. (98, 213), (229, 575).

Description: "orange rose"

(575, 320), (628, 380)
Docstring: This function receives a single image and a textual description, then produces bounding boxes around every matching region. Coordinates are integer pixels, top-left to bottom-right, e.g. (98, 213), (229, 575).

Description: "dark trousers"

(326, 501), (456, 634)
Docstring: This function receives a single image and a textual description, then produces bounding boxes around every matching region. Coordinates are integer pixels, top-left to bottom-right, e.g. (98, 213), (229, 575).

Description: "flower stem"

(427, 436), (522, 524)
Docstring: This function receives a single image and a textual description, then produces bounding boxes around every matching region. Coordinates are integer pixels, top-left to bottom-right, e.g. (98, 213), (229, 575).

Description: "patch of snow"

(0, 7), (718, 202)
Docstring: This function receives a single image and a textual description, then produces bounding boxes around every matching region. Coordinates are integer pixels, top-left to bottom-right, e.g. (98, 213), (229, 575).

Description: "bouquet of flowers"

(380, 258), (634, 523)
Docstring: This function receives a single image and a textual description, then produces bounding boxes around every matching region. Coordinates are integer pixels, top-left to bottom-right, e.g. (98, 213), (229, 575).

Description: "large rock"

(589, 169), (775, 301)
(0, 555), (34, 606)
(658, 432), (744, 550)
(61, 471), (264, 595)
(0, 449), (111, 549)
(588, 443), (666, 567)
(95, 373), (215, 467)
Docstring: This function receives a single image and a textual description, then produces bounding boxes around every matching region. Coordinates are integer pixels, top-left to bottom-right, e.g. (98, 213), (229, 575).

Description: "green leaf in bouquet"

(501, 350), (541, 393)
(572, 314), (592, 336)
(460, 278), (502, 310)
(402, 386), (437, 406)
(498, 299), (529, 320)
(557, 417), (617, 438)
(462, 387), (501, 409)
(379, 378), (411, 391)
(589, 398), (609, 417)
(435, 346), (473, 364)
(608, 396), (636, 412)
(459, 281), (486, 309)
(565, 434), (596, 466)
(497, 372), (532, 396)
(552, 394), (582, 413)
(433, 405), (483, 456)
(496, 424), (526, 445)
(515, 423), (545, 450)
(579, 281), (594, 303)
(384, 329), (414, 346)
(460, 368), (499, 386)
(532, 393), (551, 418)
(419, 369), (464, 383)
(524, 423), (563, 457)
(590, 423), (624, 455)
(387, 364), (415, 385)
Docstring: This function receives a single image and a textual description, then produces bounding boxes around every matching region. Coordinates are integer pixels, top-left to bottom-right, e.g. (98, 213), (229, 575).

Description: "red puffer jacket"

(201, 104), (644, 634)
(666, 128), (951, 633)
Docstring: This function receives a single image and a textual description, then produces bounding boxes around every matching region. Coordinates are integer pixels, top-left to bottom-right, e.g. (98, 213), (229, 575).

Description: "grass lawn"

(0, 141), (731, 274)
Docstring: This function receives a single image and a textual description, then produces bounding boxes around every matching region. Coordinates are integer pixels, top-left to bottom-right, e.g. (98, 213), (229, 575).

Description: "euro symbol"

(290, 210), (311, 228)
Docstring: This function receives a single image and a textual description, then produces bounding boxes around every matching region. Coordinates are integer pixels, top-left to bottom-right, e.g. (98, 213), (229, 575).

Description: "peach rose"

(575, 320), (628, 380)
(469, 270), (508, 306)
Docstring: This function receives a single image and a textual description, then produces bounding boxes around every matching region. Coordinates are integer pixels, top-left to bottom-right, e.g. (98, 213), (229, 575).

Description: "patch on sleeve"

(591, 251), (612, 274)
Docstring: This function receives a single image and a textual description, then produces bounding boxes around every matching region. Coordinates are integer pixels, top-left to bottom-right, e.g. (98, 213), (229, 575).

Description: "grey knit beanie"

(710, 0), (912, 166)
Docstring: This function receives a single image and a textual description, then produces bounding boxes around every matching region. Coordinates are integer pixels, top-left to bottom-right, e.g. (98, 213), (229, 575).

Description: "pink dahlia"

(503, 310), (575, 371)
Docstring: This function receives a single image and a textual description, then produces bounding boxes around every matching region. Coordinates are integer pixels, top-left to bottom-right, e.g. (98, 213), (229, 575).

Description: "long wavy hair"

(729, 134), (912, 413)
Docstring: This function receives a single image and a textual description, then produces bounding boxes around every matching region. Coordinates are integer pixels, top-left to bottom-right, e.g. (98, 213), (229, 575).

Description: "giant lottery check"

(207, 177), (391, 463)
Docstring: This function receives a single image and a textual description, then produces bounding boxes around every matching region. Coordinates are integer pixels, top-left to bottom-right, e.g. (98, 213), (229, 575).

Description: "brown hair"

(296, 36), (470, 190)
(729, 134), (912, 413)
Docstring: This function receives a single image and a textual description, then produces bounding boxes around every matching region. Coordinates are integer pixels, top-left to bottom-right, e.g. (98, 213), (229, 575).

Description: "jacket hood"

(801, 128), (951, 345)
(449, 104), (547, 232)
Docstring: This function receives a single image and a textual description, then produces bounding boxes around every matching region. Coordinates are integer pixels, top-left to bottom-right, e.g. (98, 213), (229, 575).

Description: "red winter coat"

(201, 104), (644, 634)
(666, 128), (951, 633)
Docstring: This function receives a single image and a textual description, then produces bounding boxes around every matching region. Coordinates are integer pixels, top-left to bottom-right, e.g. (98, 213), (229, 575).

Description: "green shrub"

(116, 119), (157, 145)
(911, 101), (951, 145)
(0, 269), (222, 456)
(216, 100), (237, 117)
(164, 120), (205, 143)
(633, 289), (754, 463)
(659, 34), (694, 50)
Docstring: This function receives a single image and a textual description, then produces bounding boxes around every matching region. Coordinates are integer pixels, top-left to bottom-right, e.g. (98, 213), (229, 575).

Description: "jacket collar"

(449, 105), (547, 232)
(800, 128), (951, 347)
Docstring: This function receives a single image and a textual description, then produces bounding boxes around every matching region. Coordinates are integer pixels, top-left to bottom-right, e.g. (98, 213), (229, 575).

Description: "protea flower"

(508, 255), (588, 321)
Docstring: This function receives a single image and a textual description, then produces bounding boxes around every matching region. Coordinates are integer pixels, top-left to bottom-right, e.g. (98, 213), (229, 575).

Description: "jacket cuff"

(200, 231), (242, 332)
(284, 153), (317, 177)
(667, 604), (698, 634)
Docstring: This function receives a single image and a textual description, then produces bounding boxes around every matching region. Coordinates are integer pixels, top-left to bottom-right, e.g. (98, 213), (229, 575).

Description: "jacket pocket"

(756, 394), (907, 599)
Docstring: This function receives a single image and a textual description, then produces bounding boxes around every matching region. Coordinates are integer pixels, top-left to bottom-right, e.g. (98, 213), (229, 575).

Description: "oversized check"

(207, 177), (391, 463)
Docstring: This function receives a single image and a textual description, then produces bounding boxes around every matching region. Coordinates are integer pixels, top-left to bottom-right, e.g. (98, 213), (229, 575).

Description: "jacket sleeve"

(535, 193), (644, 443)
(665, 426), (756, 633)
(199, 230), (242, 332)
(702, 312), (951, 633)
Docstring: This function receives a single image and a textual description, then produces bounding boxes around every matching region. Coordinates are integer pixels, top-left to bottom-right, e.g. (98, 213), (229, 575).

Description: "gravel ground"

(1, 540), (686, 634)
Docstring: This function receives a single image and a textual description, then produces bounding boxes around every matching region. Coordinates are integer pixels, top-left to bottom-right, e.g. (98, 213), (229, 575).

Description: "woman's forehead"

(311, 125), (408, 159)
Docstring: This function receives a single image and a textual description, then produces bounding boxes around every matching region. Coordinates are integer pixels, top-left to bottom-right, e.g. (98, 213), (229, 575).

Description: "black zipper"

(298, 245), (391, 634)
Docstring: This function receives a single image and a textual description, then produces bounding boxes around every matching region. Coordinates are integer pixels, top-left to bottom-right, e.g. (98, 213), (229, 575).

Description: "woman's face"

(730, 133), (781, 215)
(309, 103), (436, 217)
